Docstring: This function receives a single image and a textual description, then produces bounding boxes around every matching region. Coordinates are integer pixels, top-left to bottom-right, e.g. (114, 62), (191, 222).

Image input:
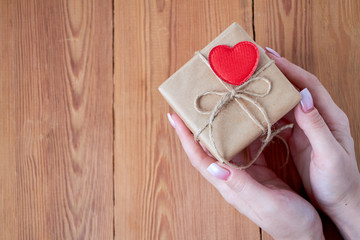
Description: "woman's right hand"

(266, 47), (360, 239)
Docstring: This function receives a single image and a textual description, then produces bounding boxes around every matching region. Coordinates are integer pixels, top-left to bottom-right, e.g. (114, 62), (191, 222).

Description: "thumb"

(207, 163), (275, 206)
(294, 88), (338, 156)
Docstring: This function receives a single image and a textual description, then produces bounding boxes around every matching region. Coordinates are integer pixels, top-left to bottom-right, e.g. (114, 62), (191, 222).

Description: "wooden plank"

(0, 0), (113, 239)
(255, 0), (360, 239)
(114, 0), (260, 239)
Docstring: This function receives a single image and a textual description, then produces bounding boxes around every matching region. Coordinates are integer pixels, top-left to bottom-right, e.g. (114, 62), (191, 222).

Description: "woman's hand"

(265, 47), (360, 239)
(168, 113), (324, 240)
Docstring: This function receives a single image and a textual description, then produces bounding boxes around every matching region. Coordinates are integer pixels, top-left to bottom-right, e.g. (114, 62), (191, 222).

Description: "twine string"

(194, 51), (292, 169)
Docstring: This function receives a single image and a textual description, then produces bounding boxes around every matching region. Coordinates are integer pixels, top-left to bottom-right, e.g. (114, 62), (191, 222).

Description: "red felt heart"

(209, 41), (259, 86)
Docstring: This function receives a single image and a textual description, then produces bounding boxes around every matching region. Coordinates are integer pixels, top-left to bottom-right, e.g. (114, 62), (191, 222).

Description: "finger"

(172, 130), (278, 217)
(170, 113), (214, 170)
(221, 165), (290, 223)
(170, 115), (271, 195)
(265, 49), (317, 90)
(293, 90), (340, 158)
(169, 116), (297, 228)
(199, 142), (214, 157)
(288, 122), (311, 158)
(265, 49), (350, 134)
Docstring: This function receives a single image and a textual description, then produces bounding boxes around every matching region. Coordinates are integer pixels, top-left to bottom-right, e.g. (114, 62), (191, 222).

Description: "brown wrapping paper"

(159, 22), (301, 165)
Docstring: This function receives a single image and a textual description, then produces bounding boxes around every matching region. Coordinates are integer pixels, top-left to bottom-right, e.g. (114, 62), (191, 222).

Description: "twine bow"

(195, 52), (293, 169)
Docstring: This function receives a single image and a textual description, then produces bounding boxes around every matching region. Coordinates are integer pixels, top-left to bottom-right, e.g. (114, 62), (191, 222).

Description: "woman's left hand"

(168, 113), (324, 240)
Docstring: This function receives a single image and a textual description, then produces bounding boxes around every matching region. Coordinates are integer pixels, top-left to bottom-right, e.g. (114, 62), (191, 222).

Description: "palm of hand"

(217, 147), (322, 239)
(171, 111), (325, 239)
(287, 117), (358, 210)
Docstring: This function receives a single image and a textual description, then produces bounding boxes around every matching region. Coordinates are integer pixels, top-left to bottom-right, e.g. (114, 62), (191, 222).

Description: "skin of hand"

(169, 112), (324, 240)
(265, 48), (360, 239)
(167, 47), (360, 240)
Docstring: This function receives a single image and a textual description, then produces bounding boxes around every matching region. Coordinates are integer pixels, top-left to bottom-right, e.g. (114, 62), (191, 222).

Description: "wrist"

(327, 179), (360, 239)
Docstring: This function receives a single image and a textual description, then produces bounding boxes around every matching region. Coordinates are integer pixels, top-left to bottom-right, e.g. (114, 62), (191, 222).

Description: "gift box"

(159, 23), (301, 168)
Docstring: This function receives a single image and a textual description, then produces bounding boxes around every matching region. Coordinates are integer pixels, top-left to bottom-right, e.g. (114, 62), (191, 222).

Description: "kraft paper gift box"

(159, 23), (301, 168)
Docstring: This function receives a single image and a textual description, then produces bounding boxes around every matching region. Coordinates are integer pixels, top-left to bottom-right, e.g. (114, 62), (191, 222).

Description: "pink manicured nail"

(167, 113), (176, 128)
(265, 47), (281, 57)
(207, 163), (230, 180)
(300, 88), (314, 112)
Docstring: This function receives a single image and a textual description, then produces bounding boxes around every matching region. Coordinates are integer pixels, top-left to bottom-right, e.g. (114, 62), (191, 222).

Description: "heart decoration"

(209, 41), (259, 86)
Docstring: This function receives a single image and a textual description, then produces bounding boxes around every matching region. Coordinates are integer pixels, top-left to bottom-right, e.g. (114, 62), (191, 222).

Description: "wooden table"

(1, 0), (359, 239)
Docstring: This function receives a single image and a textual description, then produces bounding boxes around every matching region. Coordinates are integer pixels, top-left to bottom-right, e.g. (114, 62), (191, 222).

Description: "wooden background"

(1, 0), (359, 239)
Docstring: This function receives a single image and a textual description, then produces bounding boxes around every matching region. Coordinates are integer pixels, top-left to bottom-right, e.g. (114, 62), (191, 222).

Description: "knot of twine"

(194, 52), (293, 169)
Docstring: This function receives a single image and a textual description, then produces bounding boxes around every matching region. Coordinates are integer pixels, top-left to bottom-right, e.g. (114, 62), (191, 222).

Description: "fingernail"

(265, 47), (281, 57)
(207, 163), (230, 180)
(167, 113), (176, 128)
(300, 88), (314, 112)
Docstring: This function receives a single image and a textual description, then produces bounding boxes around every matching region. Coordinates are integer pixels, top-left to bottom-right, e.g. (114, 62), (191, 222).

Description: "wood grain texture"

(0, 0), (113, 239)
(2, 0), (359, 239)
(255, 0), (360, 239)
(114, 0), (260, 239)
